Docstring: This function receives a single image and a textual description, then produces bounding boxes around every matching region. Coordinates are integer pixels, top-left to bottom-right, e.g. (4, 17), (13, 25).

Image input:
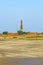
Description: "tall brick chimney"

(20, 20), (23, 31)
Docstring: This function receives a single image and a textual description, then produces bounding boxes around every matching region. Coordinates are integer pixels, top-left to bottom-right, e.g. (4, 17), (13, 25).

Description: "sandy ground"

(0, 40), (43, 58)
(0, 40), (43, 65)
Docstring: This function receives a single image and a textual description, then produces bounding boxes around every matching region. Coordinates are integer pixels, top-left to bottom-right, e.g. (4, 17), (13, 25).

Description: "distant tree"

(17, 30), (22, 34)
(42, 32), (43, 34)
(3, 31), (8, 34)
(17, 30), (27, 35)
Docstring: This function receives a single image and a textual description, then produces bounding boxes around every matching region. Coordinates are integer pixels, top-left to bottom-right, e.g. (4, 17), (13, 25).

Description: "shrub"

(17, 30), (27, 35)
(3, 31), (8, 34)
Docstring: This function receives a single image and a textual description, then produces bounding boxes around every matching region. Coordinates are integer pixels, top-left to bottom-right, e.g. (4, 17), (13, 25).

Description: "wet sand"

(0, 40), (43, 65)
(0, 58), (43, 65)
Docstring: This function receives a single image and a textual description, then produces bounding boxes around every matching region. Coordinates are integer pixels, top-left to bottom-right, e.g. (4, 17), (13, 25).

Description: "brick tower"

(20, 20), (23, 31)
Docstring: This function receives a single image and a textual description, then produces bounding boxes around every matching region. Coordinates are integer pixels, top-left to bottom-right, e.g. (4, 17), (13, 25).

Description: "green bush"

(3, 31), (8, 34)
(17, 30), (27, 35)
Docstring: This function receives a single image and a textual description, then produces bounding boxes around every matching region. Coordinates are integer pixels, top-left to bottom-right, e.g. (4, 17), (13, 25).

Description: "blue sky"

(0, 0), (43, 33)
